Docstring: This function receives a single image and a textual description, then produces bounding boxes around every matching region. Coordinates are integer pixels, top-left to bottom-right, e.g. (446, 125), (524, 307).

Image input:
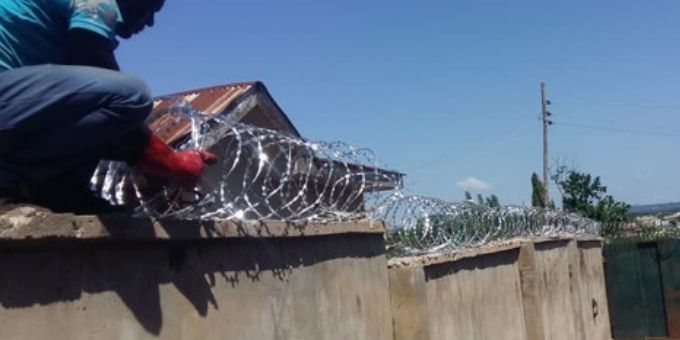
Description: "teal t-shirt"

(0, 0), (122, 71)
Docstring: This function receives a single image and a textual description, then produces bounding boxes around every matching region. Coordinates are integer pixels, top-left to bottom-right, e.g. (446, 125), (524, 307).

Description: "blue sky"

(116, 0), (680, 206)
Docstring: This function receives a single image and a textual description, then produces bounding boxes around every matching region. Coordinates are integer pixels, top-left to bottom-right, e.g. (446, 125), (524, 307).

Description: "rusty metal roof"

(148, 81), (300, 145)
(144, 81), (404, 190)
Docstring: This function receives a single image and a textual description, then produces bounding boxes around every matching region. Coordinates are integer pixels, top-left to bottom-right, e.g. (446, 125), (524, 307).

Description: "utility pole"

(540, 83), (552, 207)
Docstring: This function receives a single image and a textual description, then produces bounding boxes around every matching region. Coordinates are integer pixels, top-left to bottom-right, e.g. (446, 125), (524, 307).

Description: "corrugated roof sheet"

(148, 81), (300, 145)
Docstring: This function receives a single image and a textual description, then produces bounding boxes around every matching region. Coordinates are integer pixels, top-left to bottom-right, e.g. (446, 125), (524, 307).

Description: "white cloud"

(456, 177), (492, 192)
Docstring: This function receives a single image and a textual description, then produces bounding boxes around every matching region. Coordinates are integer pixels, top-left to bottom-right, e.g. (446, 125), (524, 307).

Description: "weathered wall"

(389, 241), (529, 340)
(425, 247), (528, 340)
(0, 206), (614, 340)
(521, 239), (612, 340)
(388, 266), (431, 340)
(0, 207), (393, 340)
(533, 239), (579, 340)
(388, 237), (612, 340)
(575, 240), (612, 340)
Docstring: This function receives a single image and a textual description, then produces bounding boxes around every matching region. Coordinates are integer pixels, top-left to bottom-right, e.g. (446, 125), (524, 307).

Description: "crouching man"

(0, 0), (215, 213)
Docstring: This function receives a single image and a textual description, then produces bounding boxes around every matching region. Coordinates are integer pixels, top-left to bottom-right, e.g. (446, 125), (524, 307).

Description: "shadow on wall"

(0, 218), (383, 335)
(424, 248), (520, 281)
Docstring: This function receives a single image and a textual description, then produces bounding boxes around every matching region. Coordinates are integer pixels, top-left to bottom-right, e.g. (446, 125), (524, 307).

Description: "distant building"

(98, 82), (403, 218)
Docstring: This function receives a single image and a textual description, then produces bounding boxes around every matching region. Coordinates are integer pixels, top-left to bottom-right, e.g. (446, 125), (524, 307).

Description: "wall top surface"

(388, 235), (604, 269)
(0, 206), (387, 245)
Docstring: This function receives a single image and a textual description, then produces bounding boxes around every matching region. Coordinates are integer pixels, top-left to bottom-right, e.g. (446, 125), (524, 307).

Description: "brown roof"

(148, 81), (300, 145)
(145, 81), (404, 191)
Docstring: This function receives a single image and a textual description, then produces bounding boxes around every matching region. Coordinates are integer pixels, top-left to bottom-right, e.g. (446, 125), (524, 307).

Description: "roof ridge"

(157, 81), (261, 98)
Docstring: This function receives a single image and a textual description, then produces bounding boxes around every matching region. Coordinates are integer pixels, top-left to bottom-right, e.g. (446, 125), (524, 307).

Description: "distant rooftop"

(148, 81), (300, 145)
(143, 81), (404, 194)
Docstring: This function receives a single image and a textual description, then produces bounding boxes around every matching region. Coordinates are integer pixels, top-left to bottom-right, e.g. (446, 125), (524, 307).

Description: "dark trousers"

(0, 64), (152, 184)
(0, 64), (152, 211)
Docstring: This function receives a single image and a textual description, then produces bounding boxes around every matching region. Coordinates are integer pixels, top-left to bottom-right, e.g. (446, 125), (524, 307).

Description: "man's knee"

(109, 72), (153, 123)
(111, 73), (152, 107)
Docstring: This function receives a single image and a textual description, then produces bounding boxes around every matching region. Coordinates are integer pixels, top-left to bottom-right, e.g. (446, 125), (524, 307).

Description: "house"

(95, 82), (403, 219)
(148, 82), (300, 143)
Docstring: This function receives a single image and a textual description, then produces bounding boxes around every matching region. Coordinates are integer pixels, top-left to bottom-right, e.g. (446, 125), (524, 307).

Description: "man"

(0, 0), (215, 213)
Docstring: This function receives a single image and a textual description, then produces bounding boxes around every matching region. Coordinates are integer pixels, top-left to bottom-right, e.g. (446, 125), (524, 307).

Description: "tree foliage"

(531, 173), (545, 207)
(485, 194), (500, 208)
(530, 172), (555, 209)
(551, 166), (630, 227)
(464, 191), (500, 208)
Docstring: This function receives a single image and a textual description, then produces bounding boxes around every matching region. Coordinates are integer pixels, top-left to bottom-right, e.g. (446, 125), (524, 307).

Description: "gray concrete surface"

(0, 206), (613, 340)
(575, 239), (612, 340)
(0, 206), (388, 241)
(388, 266), (432, 340)
(387, 237), (612, 340)
(388, 240), (530, 340)
(533, 238), (612, 340)
(533, 239), (579, 340)
(423, 245), (528, 340)
(0, 207), (393, 340)
(518, 242), (545, 340)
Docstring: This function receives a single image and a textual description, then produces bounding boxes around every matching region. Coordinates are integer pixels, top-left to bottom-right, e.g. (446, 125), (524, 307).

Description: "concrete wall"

(533, 239), (611, 340)
(533, 239), (579, 340)
(388, 238), (612, 340)
(423, 246), (527, 340)
(0, 206), (614, 340)
(575, 240), (612, 340)
(0, 207), (393, 340)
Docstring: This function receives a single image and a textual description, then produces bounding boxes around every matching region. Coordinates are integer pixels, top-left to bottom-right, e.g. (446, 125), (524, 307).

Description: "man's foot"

(8, 177), (131, 215)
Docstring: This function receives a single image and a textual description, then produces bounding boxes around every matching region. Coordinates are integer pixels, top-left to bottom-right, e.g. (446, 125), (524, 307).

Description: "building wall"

(423, 247), (528, 340)
(575, 240), (612, 340)
(533, 239), (579, 340)
(387, 238), (612, 340)
(0, 211), (393, 340)
(0, 207), (614, 340)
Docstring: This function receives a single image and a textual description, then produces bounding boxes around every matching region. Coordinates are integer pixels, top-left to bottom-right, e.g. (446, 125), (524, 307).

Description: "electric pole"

(540, 83), (552, 207)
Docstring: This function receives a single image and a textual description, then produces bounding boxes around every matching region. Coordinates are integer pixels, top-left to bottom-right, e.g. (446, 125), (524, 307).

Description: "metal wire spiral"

(91, 99), (600, 255)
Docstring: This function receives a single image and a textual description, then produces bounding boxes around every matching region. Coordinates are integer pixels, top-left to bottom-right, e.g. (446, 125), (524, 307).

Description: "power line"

(551, 102), (680, 110)
(551, 121), (680, 137)
(603, 104), (680, 109)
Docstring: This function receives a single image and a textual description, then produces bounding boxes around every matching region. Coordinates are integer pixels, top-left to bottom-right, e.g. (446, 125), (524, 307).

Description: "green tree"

(485, 194), (500, 208)
(463, 191), (500, 208)
(592, 195), (630, 224)
(531, 172), (546, 208)
(465, 191), (501, 208)
(531, 173), (555, 209)
(551, 166), (630, 228)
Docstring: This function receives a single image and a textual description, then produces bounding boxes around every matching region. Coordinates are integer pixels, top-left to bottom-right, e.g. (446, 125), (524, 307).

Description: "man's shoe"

(11, 174), (131, 215)
(24, 184), (130, 215)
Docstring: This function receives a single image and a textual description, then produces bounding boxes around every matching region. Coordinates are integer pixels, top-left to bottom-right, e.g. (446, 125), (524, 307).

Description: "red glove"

(136, 133), (217, 190)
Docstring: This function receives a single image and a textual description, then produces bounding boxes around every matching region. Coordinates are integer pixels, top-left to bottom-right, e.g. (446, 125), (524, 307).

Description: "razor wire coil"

(91, 99), (602, 255)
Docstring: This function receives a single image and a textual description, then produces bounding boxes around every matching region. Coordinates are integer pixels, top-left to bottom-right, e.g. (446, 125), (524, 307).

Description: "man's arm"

(67, 28), (119, 70)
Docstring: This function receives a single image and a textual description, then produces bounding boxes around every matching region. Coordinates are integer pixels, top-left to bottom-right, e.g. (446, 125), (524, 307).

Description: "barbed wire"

(90, 99), (601, 255)
(381, 197), (600, 255)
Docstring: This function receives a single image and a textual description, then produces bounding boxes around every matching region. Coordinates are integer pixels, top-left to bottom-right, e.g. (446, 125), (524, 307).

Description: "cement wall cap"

(387, 238), (528, 269)
(0, 206), (387, 244)
(575, 235), (605, 242)
(387, 235), (602, 269)
(532, 235), (604, 244)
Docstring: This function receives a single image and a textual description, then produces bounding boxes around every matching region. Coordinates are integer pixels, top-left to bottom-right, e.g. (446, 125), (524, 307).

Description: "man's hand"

(135, 133), (217, 191)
